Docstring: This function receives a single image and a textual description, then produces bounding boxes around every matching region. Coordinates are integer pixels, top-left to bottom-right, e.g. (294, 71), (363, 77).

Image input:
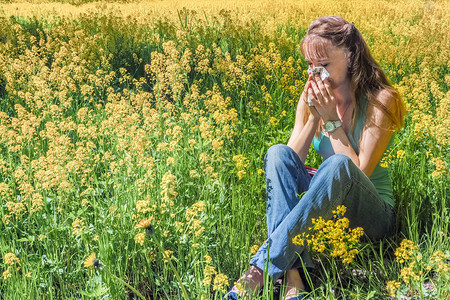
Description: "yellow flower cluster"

(162, 250), (174, 263)
(135, 232), (146, 246)
(397, 67), (449, 147)
(387, 240), (422, 296)
(185, 201), (206, 219)
(233, 154), (249, 180)
(3, 269), (12, 280)
(190, 169), (200, 178)
(202, 260), (229, 293)
(2, 252), (21, 281)
(396, 150), (406, 161)
(213, 273), (229, 293)
(386, 280), (401, 297)
(292, 205), (364, 264)
(4, 253), (20, 265)
(160, 172), (178, 210)
(250, 244), (260, 255)
(399, 261), (422, 285)
(431, 157), (448, 178)
(72, 218), (85, 236)
(427, 251), (450, 276)
(4, 201), (26, 223)
(388, 240), (450, 297)
(185, 201), (206, 237)
(395, 239), (418, 264)
(204, 255), (212, 264)
(135, 217), (153, 229)
(202, 265), (217, 286)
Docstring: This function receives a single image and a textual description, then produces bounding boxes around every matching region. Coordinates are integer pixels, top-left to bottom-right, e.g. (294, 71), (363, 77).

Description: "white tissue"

(307, 67), (330, 106)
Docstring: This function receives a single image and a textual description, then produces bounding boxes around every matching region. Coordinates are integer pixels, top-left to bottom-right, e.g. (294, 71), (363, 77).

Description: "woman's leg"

(263, 144), (316, 276)
(264, 144), (311, 235)
(249, 153), (396, 281)
(229, 144), (311, 297)
(285, 268), (306, 299)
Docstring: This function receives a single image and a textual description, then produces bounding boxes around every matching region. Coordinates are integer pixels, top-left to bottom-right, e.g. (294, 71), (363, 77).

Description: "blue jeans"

(249, 144), (396, 281)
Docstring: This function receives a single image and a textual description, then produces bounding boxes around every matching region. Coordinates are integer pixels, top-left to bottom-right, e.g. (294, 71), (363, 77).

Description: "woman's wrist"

(308, 114), (321, 124)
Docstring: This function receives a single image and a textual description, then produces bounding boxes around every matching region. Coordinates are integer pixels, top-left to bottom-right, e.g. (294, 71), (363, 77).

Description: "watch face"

(324, 121), (334, 132)
(324, 120), (341, 132)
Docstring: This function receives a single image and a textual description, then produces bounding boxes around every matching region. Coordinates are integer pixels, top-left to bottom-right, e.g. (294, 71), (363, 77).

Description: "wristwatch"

(323, 120), (342, 133)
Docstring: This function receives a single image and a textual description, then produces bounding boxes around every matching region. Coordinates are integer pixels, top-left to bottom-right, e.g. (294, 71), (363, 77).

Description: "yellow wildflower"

(3, 269), (12, 280)
(166, 156), (175, 166)
(386, 280), (401, 297)
(396, 150), (406, 161)
(4, 253), (20, 265)
(213, 273), (229, 293)
(431, 157), (447, 178)
(250, 244), (260, 255)
(202, 265), (217, 286)
(237, 170), (246, 180)
(293, 205), (363, 264)
(72, 218), (85, 236)
(190, 170), (200, 178)
(83, 253), (96, 268)
(135, 232), (145, 246)
(163, 250), (173, 263)
(135, 217), (153, 229)
(394, 239), (418, 264)
(204, 255), (212, 264)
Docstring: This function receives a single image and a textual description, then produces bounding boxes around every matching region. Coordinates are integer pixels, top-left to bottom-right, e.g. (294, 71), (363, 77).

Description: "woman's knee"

(312, 154), (355, 183)
(266, 144), (292, 159)
(264, 144), (296, 170)
(320, 154), (352, 172)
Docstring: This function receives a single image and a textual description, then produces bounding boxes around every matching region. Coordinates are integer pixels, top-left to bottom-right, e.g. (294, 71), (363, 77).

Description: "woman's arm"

(287, 107), (320, 163)
(356, 91), (397, 177)
(328, 90), (396, 177)
(311, 78), (396, 178)
(327, 119), (393, 177)
(287, 77), (321, 163)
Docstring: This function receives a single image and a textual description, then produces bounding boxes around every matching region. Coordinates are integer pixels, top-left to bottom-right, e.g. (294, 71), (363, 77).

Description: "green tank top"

(312, 96), (395, 207)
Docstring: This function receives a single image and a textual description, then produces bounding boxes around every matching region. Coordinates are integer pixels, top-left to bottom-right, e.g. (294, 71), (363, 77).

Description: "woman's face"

(304, 41), (350, 90)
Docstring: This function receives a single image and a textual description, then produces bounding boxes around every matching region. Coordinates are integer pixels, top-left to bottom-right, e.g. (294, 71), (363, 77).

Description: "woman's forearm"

(328, 127), (361, 169)
(287, 116), (320, 163)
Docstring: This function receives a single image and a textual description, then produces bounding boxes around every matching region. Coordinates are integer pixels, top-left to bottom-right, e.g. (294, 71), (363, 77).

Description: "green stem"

(102, 267), (146, 300)
(152, 241), (190, 300)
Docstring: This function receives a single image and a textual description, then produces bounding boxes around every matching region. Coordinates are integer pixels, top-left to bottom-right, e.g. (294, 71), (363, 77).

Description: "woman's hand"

(300, 75), (320, 120)
(288, 75), (322, 163)
(308, 73), (340, 122)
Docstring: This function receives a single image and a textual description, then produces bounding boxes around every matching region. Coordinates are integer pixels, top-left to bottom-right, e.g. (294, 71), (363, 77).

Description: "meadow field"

(0, 0), (448, 299)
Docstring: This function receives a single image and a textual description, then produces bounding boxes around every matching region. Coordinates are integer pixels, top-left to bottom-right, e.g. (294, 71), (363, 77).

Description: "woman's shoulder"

(363, 88), (397, 110)
(373, 88), (399, 110)
(364, 87), (405, 130)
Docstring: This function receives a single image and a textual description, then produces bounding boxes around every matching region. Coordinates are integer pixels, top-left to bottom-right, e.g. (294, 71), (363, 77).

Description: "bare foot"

(284, 269), (305, 300)
(229, 265), (264, 298)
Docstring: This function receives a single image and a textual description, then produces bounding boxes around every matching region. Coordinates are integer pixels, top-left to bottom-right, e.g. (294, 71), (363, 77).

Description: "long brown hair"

(300, 16), (405, 133)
